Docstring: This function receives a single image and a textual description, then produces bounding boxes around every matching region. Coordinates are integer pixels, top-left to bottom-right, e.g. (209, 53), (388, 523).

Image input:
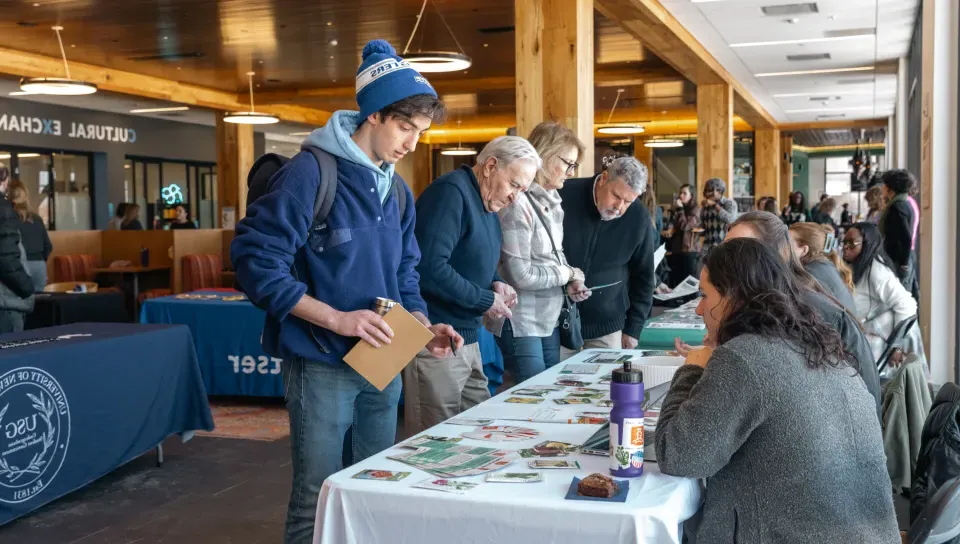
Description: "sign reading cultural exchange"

(0, 112), (136, 143)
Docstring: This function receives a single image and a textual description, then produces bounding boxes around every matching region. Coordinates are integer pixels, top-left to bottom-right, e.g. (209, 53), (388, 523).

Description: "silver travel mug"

(372, 297), (397, 316)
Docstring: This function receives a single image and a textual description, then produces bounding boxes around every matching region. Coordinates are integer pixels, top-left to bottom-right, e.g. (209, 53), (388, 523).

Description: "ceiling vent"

(761, 3), (818, 17)
(127, 51), (204, 62)
(838, 77), (875, 85)
(815, 114), (847, 120)
(808, 96), (832, 101)
(787, 52), (831, 61)
(823, 27), (875, 38)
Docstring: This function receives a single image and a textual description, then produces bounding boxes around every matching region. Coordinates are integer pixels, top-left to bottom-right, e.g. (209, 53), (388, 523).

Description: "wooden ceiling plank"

(595, 0), (777, 129)
(779, 119), (889, 132)
(0, 45), (330, 125)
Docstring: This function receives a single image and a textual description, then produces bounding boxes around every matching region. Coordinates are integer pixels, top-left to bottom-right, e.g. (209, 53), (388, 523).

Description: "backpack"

(235, 145), (408, 296)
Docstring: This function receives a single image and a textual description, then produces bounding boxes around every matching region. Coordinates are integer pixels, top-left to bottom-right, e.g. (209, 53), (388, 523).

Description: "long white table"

(314, 349), (701, 544)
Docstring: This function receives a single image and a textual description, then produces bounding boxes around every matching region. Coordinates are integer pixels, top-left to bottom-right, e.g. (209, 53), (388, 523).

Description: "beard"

(599, 209), (621, 221)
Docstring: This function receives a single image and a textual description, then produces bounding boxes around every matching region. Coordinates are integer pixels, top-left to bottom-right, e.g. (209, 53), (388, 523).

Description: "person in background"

(841, 203), (854, 227)
(495, 122), (588, 382)
(8, 179), (52, 292)
(656, 238), (899, 544)
(640, 187), (663, 249)
(231, 39), (461, 544)
(709, 211), (881, 415)
(698, 177), (738, 254)
(667, 183), (701, 287)
(865, 185), (884, 223)
(108, 202), (127, 230)
(762, 196), (779, 216)
(782, 191), (809, 225)
(169, 205), (197, 229)
(755, 196), (768, 212)
(559, 156), (655, 355)
(121, 203), (143, 230)
(788, 222), (854, 310)
(812, 196), (838, 233)
(810, 193), (828, 218)
(878, 169), (920, 300)
(403, 136), (538, 435)
(843, 222), (918, 362)
(0, 165), (35, 332)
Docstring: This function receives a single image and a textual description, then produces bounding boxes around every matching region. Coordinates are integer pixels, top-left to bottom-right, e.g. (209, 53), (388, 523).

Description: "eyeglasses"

(841, 240), (862, 249)
(558, 157), (579, 175)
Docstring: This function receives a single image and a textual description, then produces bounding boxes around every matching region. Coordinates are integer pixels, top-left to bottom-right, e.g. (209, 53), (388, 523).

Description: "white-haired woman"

(494, 121), (590, 382)
(403, 135), (540, 434)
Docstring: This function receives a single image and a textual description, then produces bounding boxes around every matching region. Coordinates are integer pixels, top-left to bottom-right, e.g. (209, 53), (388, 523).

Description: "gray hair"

(607, 156), (648, 194)
(705, 177), (726, 195)
(476, 136), (542, 171)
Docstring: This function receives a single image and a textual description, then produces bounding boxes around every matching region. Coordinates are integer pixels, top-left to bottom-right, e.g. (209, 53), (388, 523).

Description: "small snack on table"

(577, 472), (619, 498)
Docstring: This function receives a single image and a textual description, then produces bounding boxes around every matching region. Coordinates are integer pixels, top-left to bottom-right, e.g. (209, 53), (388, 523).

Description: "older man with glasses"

(558, 156), (656, 356)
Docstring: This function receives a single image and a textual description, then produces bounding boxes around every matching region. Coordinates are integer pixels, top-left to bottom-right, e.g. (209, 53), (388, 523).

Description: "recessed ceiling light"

(129, 106), (190, 113)
(258, 60), (263, 64)
(329, 39), (338, 46)
(329, 55), (334, 59)
(162, 36), (168, 40)
(786, 18), (799, 24)
(70, 44), (75, 48)
(32, 2), (39, 6)
(289, 132), (312, 136)
(176, 66), (181, 70)
(731, 34), (873, 48)
(17, 153), (40, 158)
(754, 66), (875, 77)
(326, 21), (333, 26)
(483, 43), (489, 48)
(784, 106), (874, 113)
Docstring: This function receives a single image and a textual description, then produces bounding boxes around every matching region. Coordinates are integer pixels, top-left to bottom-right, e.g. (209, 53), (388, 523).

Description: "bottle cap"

(612, 359), (643, 384)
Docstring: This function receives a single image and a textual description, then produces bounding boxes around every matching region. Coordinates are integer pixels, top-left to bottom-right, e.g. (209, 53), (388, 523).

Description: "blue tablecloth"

(140, 293), (282, 397)
(0, 323), (214, 526)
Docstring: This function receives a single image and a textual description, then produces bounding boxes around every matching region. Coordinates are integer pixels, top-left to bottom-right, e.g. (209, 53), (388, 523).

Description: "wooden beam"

(595, 0), (777, 129)
(696, 83), (733, 196)
(0, 46), (330, 125)
(216, 117), (255, 225)
(754, 128), (780, 202)
(516, 0), (595, 175)
(778, 134), (793, 208)
(779, 118), (889, 132)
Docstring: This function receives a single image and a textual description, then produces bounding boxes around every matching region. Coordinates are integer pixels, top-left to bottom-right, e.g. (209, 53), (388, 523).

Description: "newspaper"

(387, 442), (515, 478)
(653, 275), (700, 302)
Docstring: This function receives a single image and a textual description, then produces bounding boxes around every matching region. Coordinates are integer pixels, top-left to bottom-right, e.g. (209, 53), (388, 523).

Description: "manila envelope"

(343, 305), (434, 391)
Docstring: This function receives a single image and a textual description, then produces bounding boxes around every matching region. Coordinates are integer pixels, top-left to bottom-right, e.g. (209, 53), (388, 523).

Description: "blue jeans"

(495, 320), (561, 383)
(281, 359), (401, 544)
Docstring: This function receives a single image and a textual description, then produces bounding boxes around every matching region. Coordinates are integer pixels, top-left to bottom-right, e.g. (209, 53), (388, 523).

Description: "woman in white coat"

(842, 222), (918, 363)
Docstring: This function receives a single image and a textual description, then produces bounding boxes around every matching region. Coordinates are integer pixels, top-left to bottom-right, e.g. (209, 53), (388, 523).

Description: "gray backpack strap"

(301, 145), (338, 227)
(392, 174), (408, 218)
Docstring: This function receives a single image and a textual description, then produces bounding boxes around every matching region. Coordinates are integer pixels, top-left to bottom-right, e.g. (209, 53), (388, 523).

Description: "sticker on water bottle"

(610, 418), (645, 471)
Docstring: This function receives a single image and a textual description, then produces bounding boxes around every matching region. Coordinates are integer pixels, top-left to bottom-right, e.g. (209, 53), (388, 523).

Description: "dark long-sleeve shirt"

(0, 197), (34, 299)
(16, 213), (52, 261)
(559, 178), (655, 341)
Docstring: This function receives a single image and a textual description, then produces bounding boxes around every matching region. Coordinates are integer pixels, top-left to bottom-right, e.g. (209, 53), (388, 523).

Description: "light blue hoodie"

(303, 110), (395, 203)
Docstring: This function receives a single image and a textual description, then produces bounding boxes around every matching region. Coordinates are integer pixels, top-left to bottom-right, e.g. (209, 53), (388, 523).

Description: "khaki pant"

(402, 342), (490, 436)
(560, 331), (623, 361)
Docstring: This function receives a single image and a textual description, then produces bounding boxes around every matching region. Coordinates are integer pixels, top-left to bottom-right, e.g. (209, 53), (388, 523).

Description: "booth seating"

(52, 254), (98, 283)
(182, 254), (230, 292)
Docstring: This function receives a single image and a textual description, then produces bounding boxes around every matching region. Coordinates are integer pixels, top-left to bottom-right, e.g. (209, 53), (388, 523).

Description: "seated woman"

(656, 238), (899, 543)
(842, 222), (919, 362)
(788, 222), (855, 309)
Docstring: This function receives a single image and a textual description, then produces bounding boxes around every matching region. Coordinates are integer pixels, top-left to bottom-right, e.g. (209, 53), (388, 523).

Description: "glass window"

(825, 172), (851, 196)
(17, 153), (53, 229)
(52, 153), (91, 231)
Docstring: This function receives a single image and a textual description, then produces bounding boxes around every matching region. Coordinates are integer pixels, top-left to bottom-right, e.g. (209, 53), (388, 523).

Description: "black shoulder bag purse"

(525, 194), (584, 351)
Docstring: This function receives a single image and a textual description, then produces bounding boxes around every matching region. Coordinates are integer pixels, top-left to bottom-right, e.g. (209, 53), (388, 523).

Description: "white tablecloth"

(314, 349), (701, 544)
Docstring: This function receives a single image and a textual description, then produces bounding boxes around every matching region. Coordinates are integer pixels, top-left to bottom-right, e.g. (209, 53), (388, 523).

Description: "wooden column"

(634, 139), (654, 173)
(696, 83), (733, 197)
(515, 0), (595, 176)
(753, 128), (780, 205)
(778, 134), (793, 209)
(215, 117), (255, 227)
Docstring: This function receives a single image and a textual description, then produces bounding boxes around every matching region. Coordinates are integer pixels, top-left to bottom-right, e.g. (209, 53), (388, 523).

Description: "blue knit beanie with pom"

(355, 39), (436, 120)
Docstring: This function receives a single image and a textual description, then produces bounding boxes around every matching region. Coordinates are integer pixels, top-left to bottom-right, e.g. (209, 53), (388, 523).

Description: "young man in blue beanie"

(231, 39), (462, 544)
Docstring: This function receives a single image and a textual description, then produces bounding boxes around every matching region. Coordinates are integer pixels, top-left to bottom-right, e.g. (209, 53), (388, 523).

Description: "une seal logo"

(0, 367), (70, 504)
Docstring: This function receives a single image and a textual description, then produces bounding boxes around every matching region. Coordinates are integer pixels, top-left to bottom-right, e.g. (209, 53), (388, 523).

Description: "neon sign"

(161, 184), (184, 205)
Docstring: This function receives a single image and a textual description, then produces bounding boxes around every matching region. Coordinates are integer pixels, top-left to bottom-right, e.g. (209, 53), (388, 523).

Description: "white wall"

(807, 158), (826, 203)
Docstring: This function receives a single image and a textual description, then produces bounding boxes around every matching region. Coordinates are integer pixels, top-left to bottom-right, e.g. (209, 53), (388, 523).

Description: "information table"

(0, 323), (214, 525)
(315, 350), (700, 544)
(25, 291), (130, 330)
(639, 299), (706, 349)
(140, 292), (282, 397)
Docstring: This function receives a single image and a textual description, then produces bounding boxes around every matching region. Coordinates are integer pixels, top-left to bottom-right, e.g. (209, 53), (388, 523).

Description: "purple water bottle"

(140, 246), (150, 267)
(609, 360), (644, 477)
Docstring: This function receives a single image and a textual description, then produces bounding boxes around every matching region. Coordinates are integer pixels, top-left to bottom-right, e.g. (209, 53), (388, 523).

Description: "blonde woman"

(789, 222), (855, 310)
(495, 121), (589, 382)
(865, 185), (884, 223)
(8, 179), (51, 292)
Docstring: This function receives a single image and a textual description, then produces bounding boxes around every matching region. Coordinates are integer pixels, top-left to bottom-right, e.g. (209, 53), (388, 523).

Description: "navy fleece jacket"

(231, 114), (426, 364)
(415, 165), (502, 345)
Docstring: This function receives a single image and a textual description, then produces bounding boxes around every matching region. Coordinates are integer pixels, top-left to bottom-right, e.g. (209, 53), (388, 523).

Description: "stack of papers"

(653, 275), (700, 302)
(388, 441), (515, 478)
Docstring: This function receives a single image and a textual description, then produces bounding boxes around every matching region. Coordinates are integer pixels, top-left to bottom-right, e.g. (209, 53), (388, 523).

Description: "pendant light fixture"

(597, 89), (645, 135)
(644, 138), (684, 148)
(402, 0), (472, 73)
(20, 26), (98, 96)
(441, 120), (477, 156)
(223, 72), (279, 125)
